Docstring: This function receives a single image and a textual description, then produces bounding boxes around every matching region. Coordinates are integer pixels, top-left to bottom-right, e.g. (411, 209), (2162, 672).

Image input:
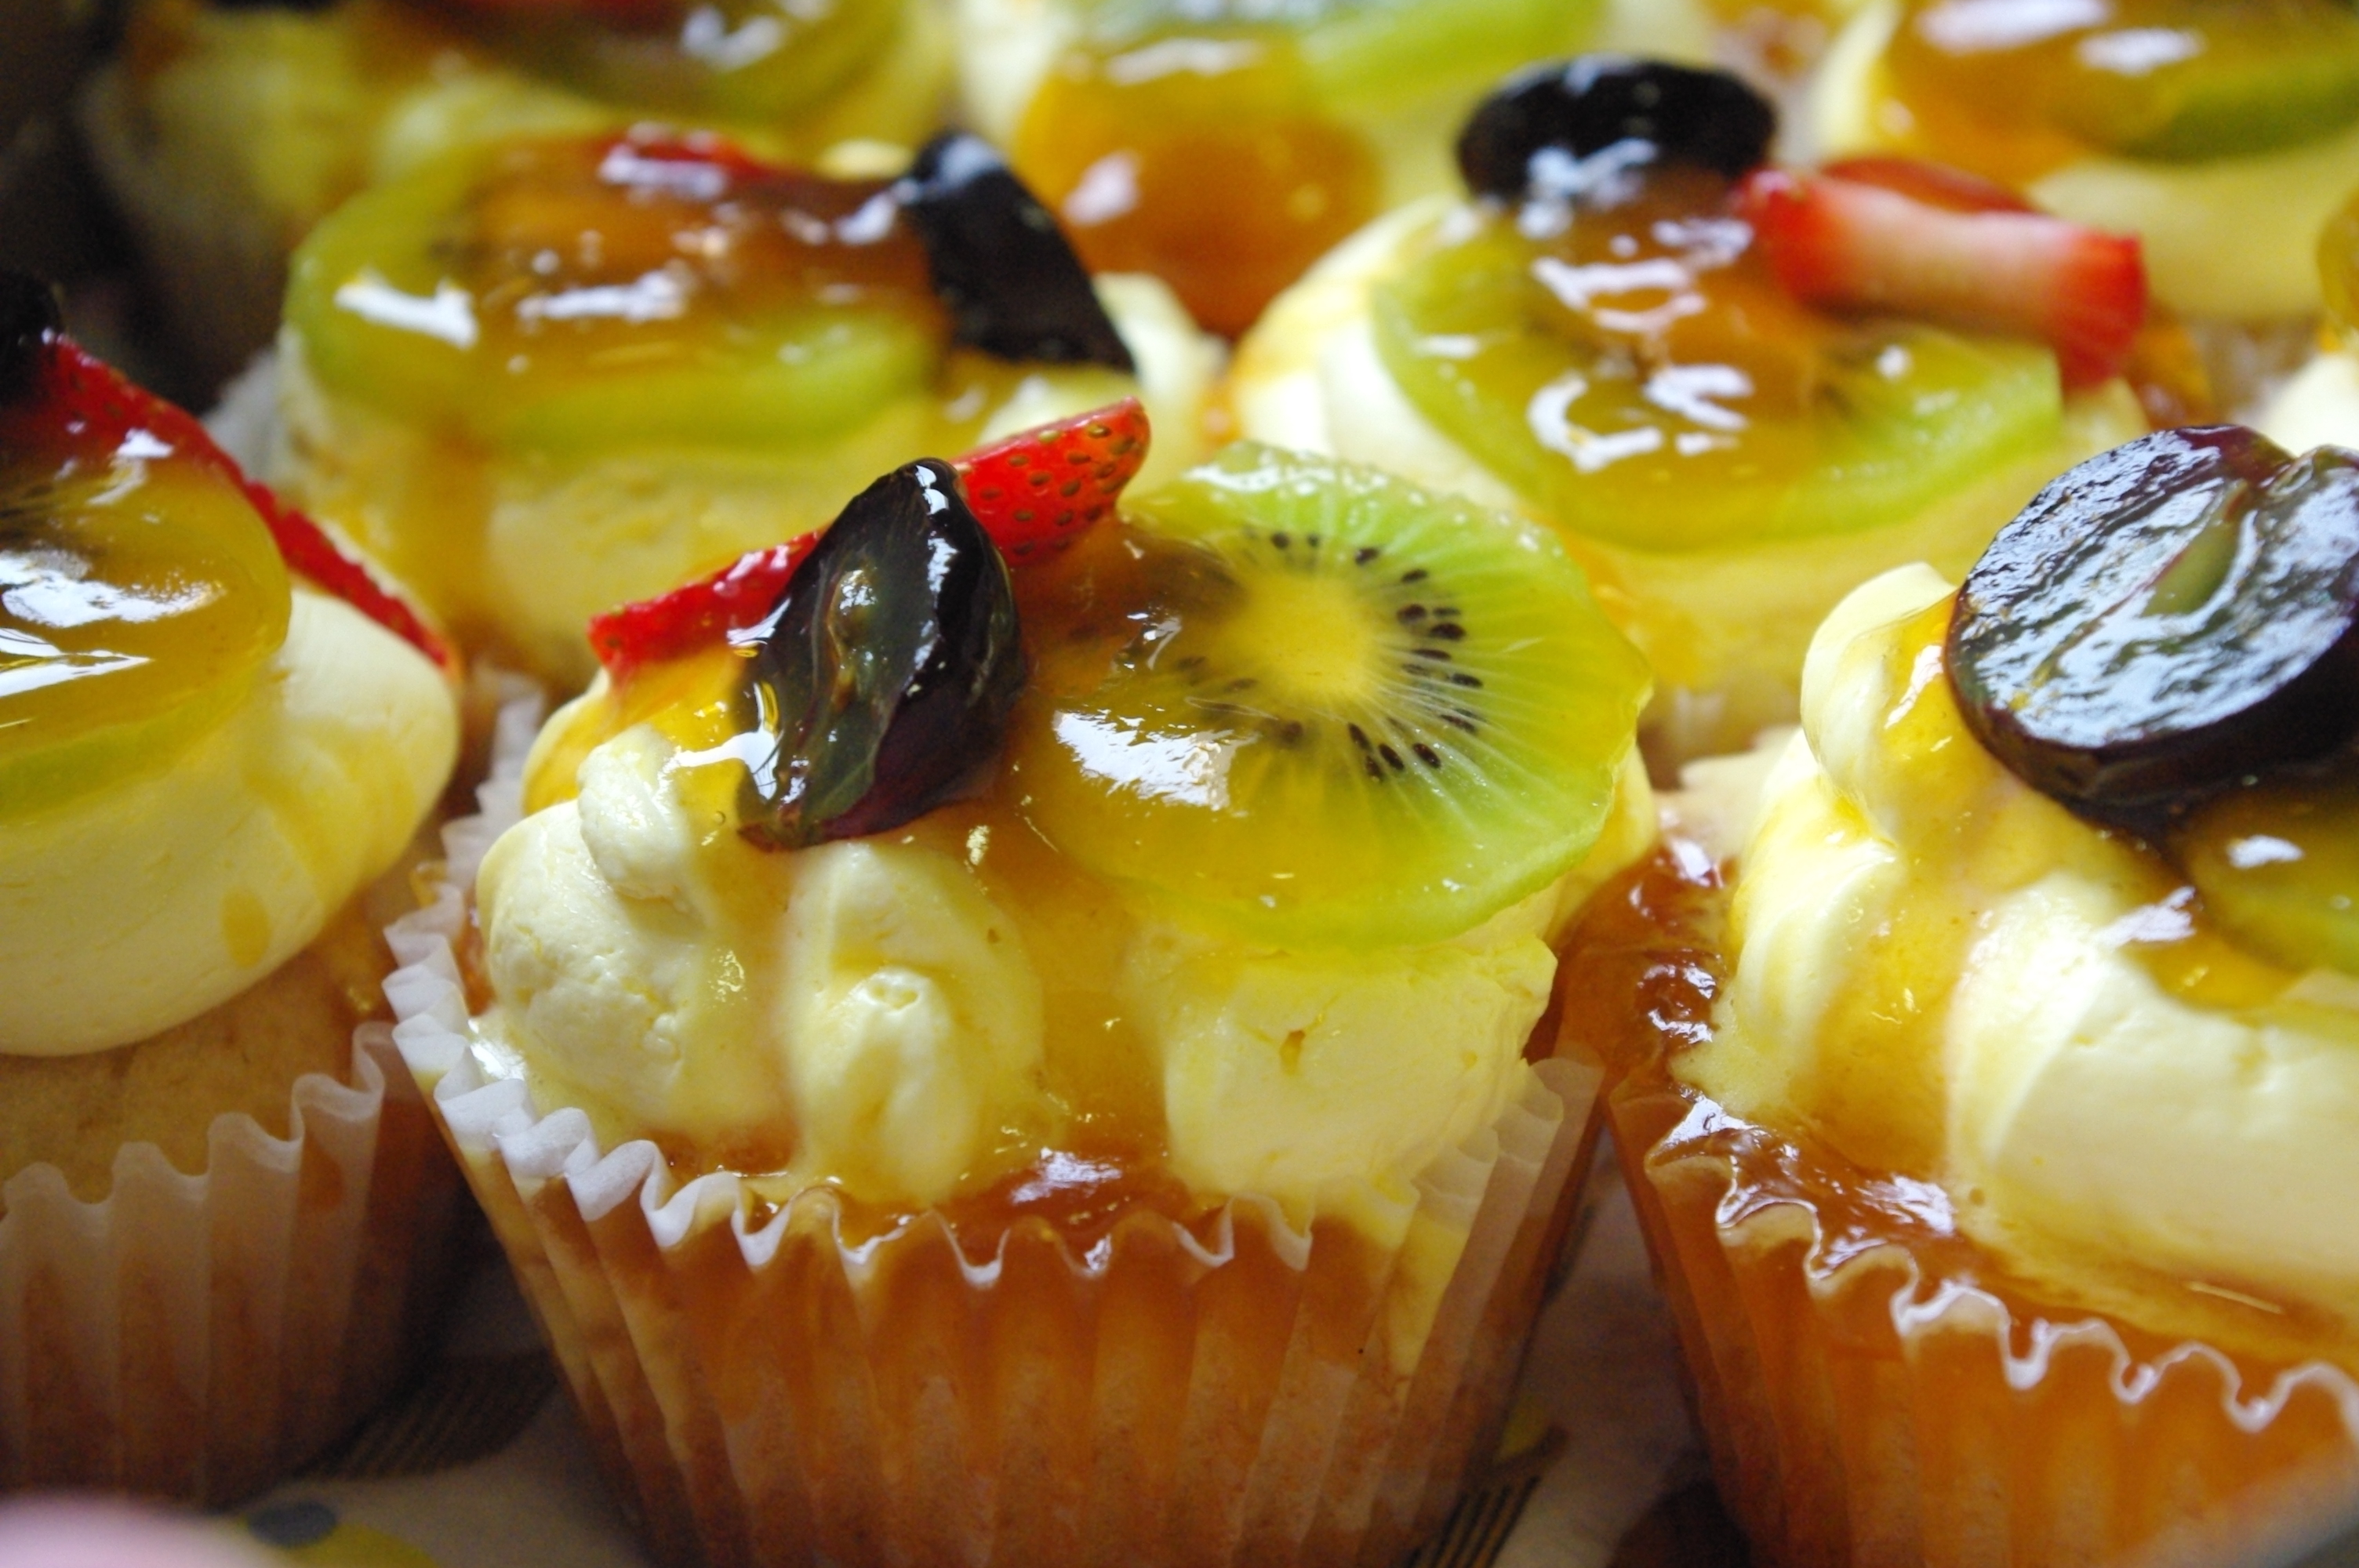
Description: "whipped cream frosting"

(471, 693), (1654, 1217)
(0, 589), (458, 1056)
(1678, 566), (2359, 1321)
(1810, 1), (2359, 321)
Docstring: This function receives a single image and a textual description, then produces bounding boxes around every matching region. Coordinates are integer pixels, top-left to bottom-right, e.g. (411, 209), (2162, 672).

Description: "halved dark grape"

(736, 459), (1027, 849)
(896, 133), (1136, 374)
(1456, 56), (1776, 207)
(0, 271), (59, 405)
(1949, 426), (2359, 817)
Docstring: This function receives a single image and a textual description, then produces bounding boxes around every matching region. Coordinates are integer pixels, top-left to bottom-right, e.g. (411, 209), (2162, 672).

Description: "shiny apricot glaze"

(0, 357), (291, 811)
(1880, 0), (2359, 186)
(1562, 840), (2359, 1566)
(1013, 38), (1381, 337)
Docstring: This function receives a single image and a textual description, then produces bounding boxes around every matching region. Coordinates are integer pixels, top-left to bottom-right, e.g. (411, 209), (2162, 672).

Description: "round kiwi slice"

(1005, 443), (1649, 949)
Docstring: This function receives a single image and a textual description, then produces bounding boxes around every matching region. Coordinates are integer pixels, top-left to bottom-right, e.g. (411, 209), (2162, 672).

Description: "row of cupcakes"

(11, 12), (2359, 1568)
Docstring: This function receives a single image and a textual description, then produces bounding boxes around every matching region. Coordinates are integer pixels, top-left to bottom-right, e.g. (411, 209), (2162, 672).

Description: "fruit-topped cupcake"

(1811, 0), (2359, 328)
(78, 0), (952, 386)
(1566, 425), (2359, 1565)
(382, 411), (1659, 1567)
(953, 0), (1725, 339)
(271, 126), (1220, 688)
(1234, 56), (2156, 760)
(0, 273), (462, 1501)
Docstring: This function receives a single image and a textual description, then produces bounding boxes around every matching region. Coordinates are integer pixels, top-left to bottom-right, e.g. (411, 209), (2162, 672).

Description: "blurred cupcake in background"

(953, 0), (1726, 339)
(0, 274), (463, 1502)
(268, 125), (1220, 688)
(77, 0), (954, 387)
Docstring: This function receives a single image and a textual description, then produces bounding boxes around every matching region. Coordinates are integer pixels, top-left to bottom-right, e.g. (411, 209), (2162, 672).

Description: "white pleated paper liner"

(0, 967), (467, 1504)
(1603, 1067), (2359, 1568)
(383, 699), (1608, 1568)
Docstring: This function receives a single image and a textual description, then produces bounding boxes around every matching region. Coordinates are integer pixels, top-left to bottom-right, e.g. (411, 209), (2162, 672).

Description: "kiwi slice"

(1372, 203), (2064, 554)
(482, 0), (905, 125)
(1005, 443), (1649, 949)
(1891, 0), (2359, 164)
(2177, 778), (2359, 978)
(286, 136), (946, 455)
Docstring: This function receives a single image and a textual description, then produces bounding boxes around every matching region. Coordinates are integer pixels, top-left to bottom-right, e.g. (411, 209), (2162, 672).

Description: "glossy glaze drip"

(1567, 838), (2355, 1371)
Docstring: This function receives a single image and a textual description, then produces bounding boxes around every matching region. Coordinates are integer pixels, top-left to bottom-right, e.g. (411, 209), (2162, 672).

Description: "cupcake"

(1809, 0), (2359, 328)
(1565, 425), (2359, 1563)
(0, 274), (463, 1502)
(1233, 56), (2153, 760)
(383, 419), (1656, 1566)
(953, 0), (1723, 337)
(269, 125), (1222, 690)
(78, 0), (953, 387)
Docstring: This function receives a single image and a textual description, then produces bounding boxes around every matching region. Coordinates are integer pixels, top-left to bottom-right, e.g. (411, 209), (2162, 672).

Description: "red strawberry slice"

(1739, 163), (2146, 391)
(953, 397), (1150, 561)
(15, 337), (453, 670)
(587, 400), (1155, 682)
(587, 537), (815, 683)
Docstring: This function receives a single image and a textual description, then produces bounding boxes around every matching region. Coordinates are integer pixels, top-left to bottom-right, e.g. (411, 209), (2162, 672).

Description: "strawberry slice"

(13, 334), (453, 670)
(954, 397), (1150, 561)
(587, 537), (816, 683)
(586, 399), (1154, 682)
(1738, 163), (2147, 391)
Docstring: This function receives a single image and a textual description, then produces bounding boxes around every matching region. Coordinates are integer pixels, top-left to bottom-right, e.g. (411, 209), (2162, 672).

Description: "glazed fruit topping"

(295, 129), (1131, 454)
(1949, 426), (2359, 819)
(1005, 444), (1649, 947)
(1886, 0), (2359, 173)
(896, 133), (1134, 374)
(1457, 56), (1776, 208)
(1739, 159), (2146, 390)
(736, 460), (1025, 850)
(587, 400), (1152, 681)
(0, 279), (448, 680)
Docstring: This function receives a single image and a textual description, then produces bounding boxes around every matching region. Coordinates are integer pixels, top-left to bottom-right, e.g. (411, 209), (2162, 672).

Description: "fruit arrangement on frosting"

(1949, 425), (2359, 982)
(0, 272), (444, 814)
(1373, 58), (2148, 553)
(495, 402), (1650, 1212)
(293, 127), (1131, 456)
(279, 123), (1209, 681)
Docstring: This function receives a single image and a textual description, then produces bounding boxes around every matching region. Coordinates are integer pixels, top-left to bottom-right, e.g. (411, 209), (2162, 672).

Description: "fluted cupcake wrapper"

(0, 994), (463, 1504)
(1603, 1073), (2359, 1568)
(383, 701), (1603, 1568)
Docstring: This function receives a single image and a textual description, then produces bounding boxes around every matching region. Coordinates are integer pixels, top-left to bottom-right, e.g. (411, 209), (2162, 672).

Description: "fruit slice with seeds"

(1005, 443), (1649, 949)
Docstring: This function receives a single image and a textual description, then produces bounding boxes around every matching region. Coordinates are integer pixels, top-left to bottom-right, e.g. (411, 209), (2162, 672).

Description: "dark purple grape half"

(1456, 56), (1776, 208)
(0, 271), (60, 405)
(736, 458), (1027, 850)
(1948, 426), (2359, 817)
(896, 132), (1136, 374)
